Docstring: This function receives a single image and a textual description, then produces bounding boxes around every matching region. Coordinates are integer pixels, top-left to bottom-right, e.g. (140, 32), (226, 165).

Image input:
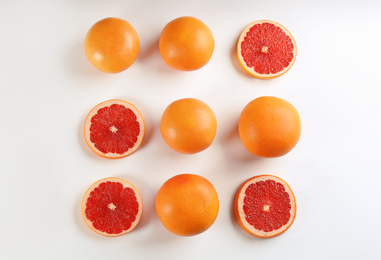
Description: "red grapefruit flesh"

(234, 175), (296, 238)
(84, 99), (145, 159)
(82, 177), (143, 237)
(237, 20), (297, 79)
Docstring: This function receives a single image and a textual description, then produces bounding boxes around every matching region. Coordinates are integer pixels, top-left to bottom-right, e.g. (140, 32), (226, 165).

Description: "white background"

(1, 0), (381, 259)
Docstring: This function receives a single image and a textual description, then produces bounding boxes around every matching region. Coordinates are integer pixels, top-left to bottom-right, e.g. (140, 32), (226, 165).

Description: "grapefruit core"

(81, 177), (143, 237)
(234, 175), (296, 238)
(84, 99), (145, 159)
(237, 20), (297, 79)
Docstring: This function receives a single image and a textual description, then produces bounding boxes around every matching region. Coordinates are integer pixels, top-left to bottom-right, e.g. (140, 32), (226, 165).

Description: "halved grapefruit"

(81, 177), (143, 237)
(234, 175), (296, 238)
(237, 20), (297, 79)
(84, 99), (145, 159)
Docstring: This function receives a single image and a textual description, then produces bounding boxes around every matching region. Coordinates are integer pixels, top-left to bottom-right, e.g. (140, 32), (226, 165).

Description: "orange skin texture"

(159, 16), (214, 71)
(237, 20), (297, 79)
(238, 96), (301, 158)
(160, 98), (217, 154)
(234, 175), (296, 238)
(155, 174), (219, 236)
(85, 17), (140, 73)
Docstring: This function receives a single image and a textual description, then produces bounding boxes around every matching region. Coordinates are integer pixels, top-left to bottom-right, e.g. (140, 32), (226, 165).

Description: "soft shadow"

(137, 36), (179, 75)
(65, 40), (102, 78)
(230, 36), (252, 79)
(74, 188), (104, 240)
(222, 122), (262, 163)
(78, 109), (100, 160)
(140, 121), (155, 150)
(138, 38), (159, 62)
(230, 192), (263, 241)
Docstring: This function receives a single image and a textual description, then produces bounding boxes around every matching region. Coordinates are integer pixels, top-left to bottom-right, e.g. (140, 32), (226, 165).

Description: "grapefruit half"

(234, 175), (296, 238)
(237, 20), (297, 79)
(84, 99), (145, 159)
(82, 177), (143, 237)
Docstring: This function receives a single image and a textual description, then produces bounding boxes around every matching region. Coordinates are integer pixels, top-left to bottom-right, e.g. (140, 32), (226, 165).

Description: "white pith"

(109, 125), (118, 134)
(107, 203), (116, 211)
(261, 46), (269, 53)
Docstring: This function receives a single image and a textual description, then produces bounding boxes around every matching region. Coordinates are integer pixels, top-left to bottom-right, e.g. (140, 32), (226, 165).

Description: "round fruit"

(84, 99), (145, 159)
(237, 20), (297, 79)
(234, 175), (296, 238)
(85, 17), (140, 73)
(159, 16), (214, 71)
(82, 177), (143, 237)
(155, 174), (219, 236)
(160, 98), (217, 154)
(238, 96), (301, 158)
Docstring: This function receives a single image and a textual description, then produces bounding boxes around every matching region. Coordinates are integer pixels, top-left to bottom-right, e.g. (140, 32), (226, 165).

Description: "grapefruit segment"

(82, 177), (143, 237)
(84, 99), (145, 159)
(234, 175), (296, 238)
(237, 20), (297, 79)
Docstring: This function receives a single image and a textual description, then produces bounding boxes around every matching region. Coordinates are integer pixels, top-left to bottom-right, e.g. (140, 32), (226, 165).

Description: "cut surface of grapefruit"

(84, 99), (145, 159)
(237, 20), (297, 79)
(234, 175), (296, 238)
(82, 177), (143, 237)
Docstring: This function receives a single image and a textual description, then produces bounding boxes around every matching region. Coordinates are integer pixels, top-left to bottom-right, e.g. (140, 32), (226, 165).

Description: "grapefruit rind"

(160, 98), (217, 154)
(159, 16), (215, 71)
(81, 177), (143, 237)
(84, 17), (140, 73)
(155, 174), (219, 236)
(238, 96), (301, 158)
(237, 20), (297, 79)
(234, 175), (296, 238)
(84, 99), (145, 159)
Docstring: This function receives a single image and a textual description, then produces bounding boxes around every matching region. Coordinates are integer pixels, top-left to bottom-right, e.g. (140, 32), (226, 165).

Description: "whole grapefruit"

(238, 96), (301, 157)
(85, 17), (140, 73)
(159, 16), (214, 71)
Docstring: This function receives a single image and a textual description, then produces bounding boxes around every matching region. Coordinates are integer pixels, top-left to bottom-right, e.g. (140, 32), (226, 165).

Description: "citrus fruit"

(234, 175), (296, 238)
(238, 96), (301, 158)
(155, 174), (219, 236)
(160, 98), (217, 154)
(82, 177), (143, 237)
(84, 99), (145, 159)
(84, 17), (140, 73)
(237, 20), (297, 79)
(159, 16), (214, 71)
